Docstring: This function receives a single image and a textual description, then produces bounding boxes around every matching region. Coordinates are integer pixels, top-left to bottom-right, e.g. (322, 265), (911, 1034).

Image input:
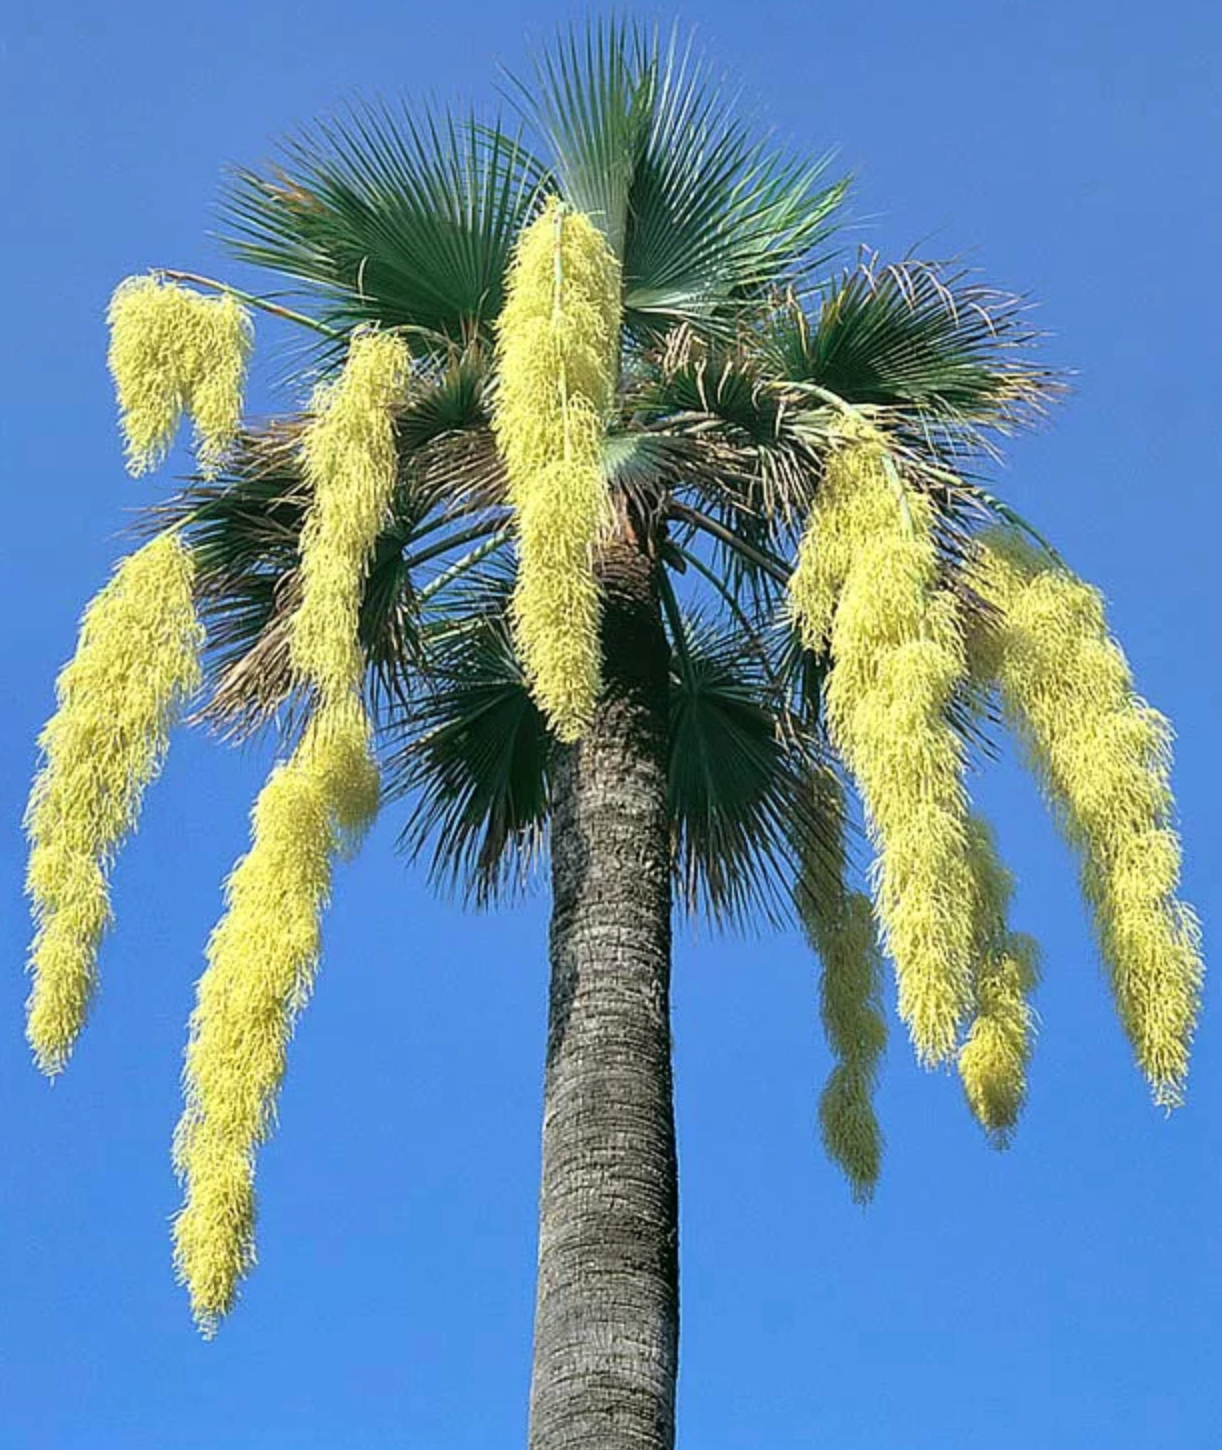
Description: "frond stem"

(153, 269), (342, 339)
(668, 501), (791, 586)
(402, 514), (511, 574)
(657, 567), (693, 678)
(417, 531), (511, 603)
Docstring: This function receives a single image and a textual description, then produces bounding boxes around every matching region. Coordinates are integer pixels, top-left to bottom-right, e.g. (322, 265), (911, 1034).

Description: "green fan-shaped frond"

(385, 568), (843, 925)
(165, 367), (509, 734)
(508, 18), (847, 335)
(664, 603), (821, 929)
(386, 571), (552, 904)
(224, 106), (544, 352)
(771, 255), (1060, 433)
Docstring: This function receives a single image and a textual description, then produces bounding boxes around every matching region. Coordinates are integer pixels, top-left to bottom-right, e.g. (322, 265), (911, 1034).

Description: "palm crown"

(185, 30), (1047, 914)
(25, 19), (1201, 1355)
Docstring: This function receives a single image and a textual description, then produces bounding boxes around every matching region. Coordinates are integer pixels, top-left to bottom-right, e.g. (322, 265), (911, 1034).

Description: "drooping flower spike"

(494, 199), (622, 741)
(107, 275), (252, 478)
(958, 817), (1039, 1144)
(173, 329), (406, 1330)
(971, 531), (1202, 1107)
(25, 531), (203, 1073)
(172, 696), (379, 1333)
(795, 766), (887, 1203)
(291, 330), (411, 703)
(791, 434), (978, 1066)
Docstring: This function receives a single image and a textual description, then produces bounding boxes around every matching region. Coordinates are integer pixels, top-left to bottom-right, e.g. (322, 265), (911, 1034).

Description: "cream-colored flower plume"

(796, 767), (886, 1202)
(972, 531), (1202, 1106)
(494, 199), (622, 741)
(107, 275), (252, 477)
(958, 818), (1039, 1144)
(172, 696), (379, 1333)
(25, 532), (203, 1073)
(792, 439), (977, 1065)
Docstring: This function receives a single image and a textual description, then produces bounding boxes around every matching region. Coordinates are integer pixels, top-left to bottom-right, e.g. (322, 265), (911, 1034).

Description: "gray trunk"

(527, 534), (679, 1450)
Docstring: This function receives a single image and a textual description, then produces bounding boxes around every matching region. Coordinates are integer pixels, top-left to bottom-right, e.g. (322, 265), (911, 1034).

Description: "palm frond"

(507, 18), (848, 335)
(773, 255), (1061, 434)
(665, 608), (826, 930)
(223, 105), (545, 355)
(162, 363), (510, 735)
(385, 571), (552, 904)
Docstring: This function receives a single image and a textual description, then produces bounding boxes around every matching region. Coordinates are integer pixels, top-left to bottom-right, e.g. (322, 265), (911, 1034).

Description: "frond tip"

(25, 532), (202, 1074)
(172, 696), (378, 1333)
(973, 532), (1203, 1107)
(107, 275), (252, 477)
(494, 199), (622, 741)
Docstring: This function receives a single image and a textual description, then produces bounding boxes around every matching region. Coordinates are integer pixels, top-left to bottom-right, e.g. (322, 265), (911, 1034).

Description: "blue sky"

(2, 3), (1219, 1447)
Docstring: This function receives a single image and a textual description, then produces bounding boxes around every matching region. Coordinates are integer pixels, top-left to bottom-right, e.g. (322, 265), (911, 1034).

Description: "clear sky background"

(2, 3), (1219, 1447)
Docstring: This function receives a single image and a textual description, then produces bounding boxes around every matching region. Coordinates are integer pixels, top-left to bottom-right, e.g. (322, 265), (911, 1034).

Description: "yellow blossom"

(958, 818), (1039, 1144)
(107, 275), (252, 477)
(172, 695), (378, 1333)
(174, 325), (399, 1333)
(25, 532), (202, 1073)
(291, 331), (410, 701)
(973, 531), (1202, 1106)
(493, 199), (621, 740)
(795, 439), (977, 1065)
(796, 767), (886, 1202)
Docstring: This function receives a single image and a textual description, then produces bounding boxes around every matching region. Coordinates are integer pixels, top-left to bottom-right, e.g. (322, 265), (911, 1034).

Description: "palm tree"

(23, 20), (1202, 1450)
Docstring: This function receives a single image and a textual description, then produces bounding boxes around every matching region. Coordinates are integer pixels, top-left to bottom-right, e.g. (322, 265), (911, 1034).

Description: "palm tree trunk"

(528, 528), (678, 1450)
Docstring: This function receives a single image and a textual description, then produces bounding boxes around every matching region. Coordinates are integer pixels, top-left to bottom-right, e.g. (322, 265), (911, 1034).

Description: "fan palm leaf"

(225, 106), (544, 354)
(506, 18), (847, 335)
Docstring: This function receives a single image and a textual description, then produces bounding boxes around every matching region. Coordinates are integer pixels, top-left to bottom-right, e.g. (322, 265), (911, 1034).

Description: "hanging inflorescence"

(172, 696), (379, 1333)
(24, 532), (203, 1074)
(970, 531), (1203, 1107)
(291, 331), (411, 700)
(107, 276), (252, 477)
(172, 328), (407, 1332)
(493, 199), (622, 741)
(795, 766), (887, 1202)
(791, 426), (1200, 1152)
(958, 818), (1039, 1144)
(791, 435), (980, 1066)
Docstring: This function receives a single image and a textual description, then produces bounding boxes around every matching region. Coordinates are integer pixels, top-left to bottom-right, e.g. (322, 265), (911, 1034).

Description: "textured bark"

(528, 531), (678, 1450)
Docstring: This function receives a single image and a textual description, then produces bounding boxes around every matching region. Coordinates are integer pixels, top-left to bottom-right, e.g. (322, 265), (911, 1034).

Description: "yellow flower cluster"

(796, 768), (886, 1203)
(174, 331), (404, 1331)
(792, 440), (977, 1065)
(494, 199), (621, 740)
(291, 331), (410, 700)
(958, 818), (1039, 1143)
(25, 532), (202, 1073)
(173, 697), (378, 1333)
(107, 275), (252, 477)
(973, 532), (1202, 1106)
